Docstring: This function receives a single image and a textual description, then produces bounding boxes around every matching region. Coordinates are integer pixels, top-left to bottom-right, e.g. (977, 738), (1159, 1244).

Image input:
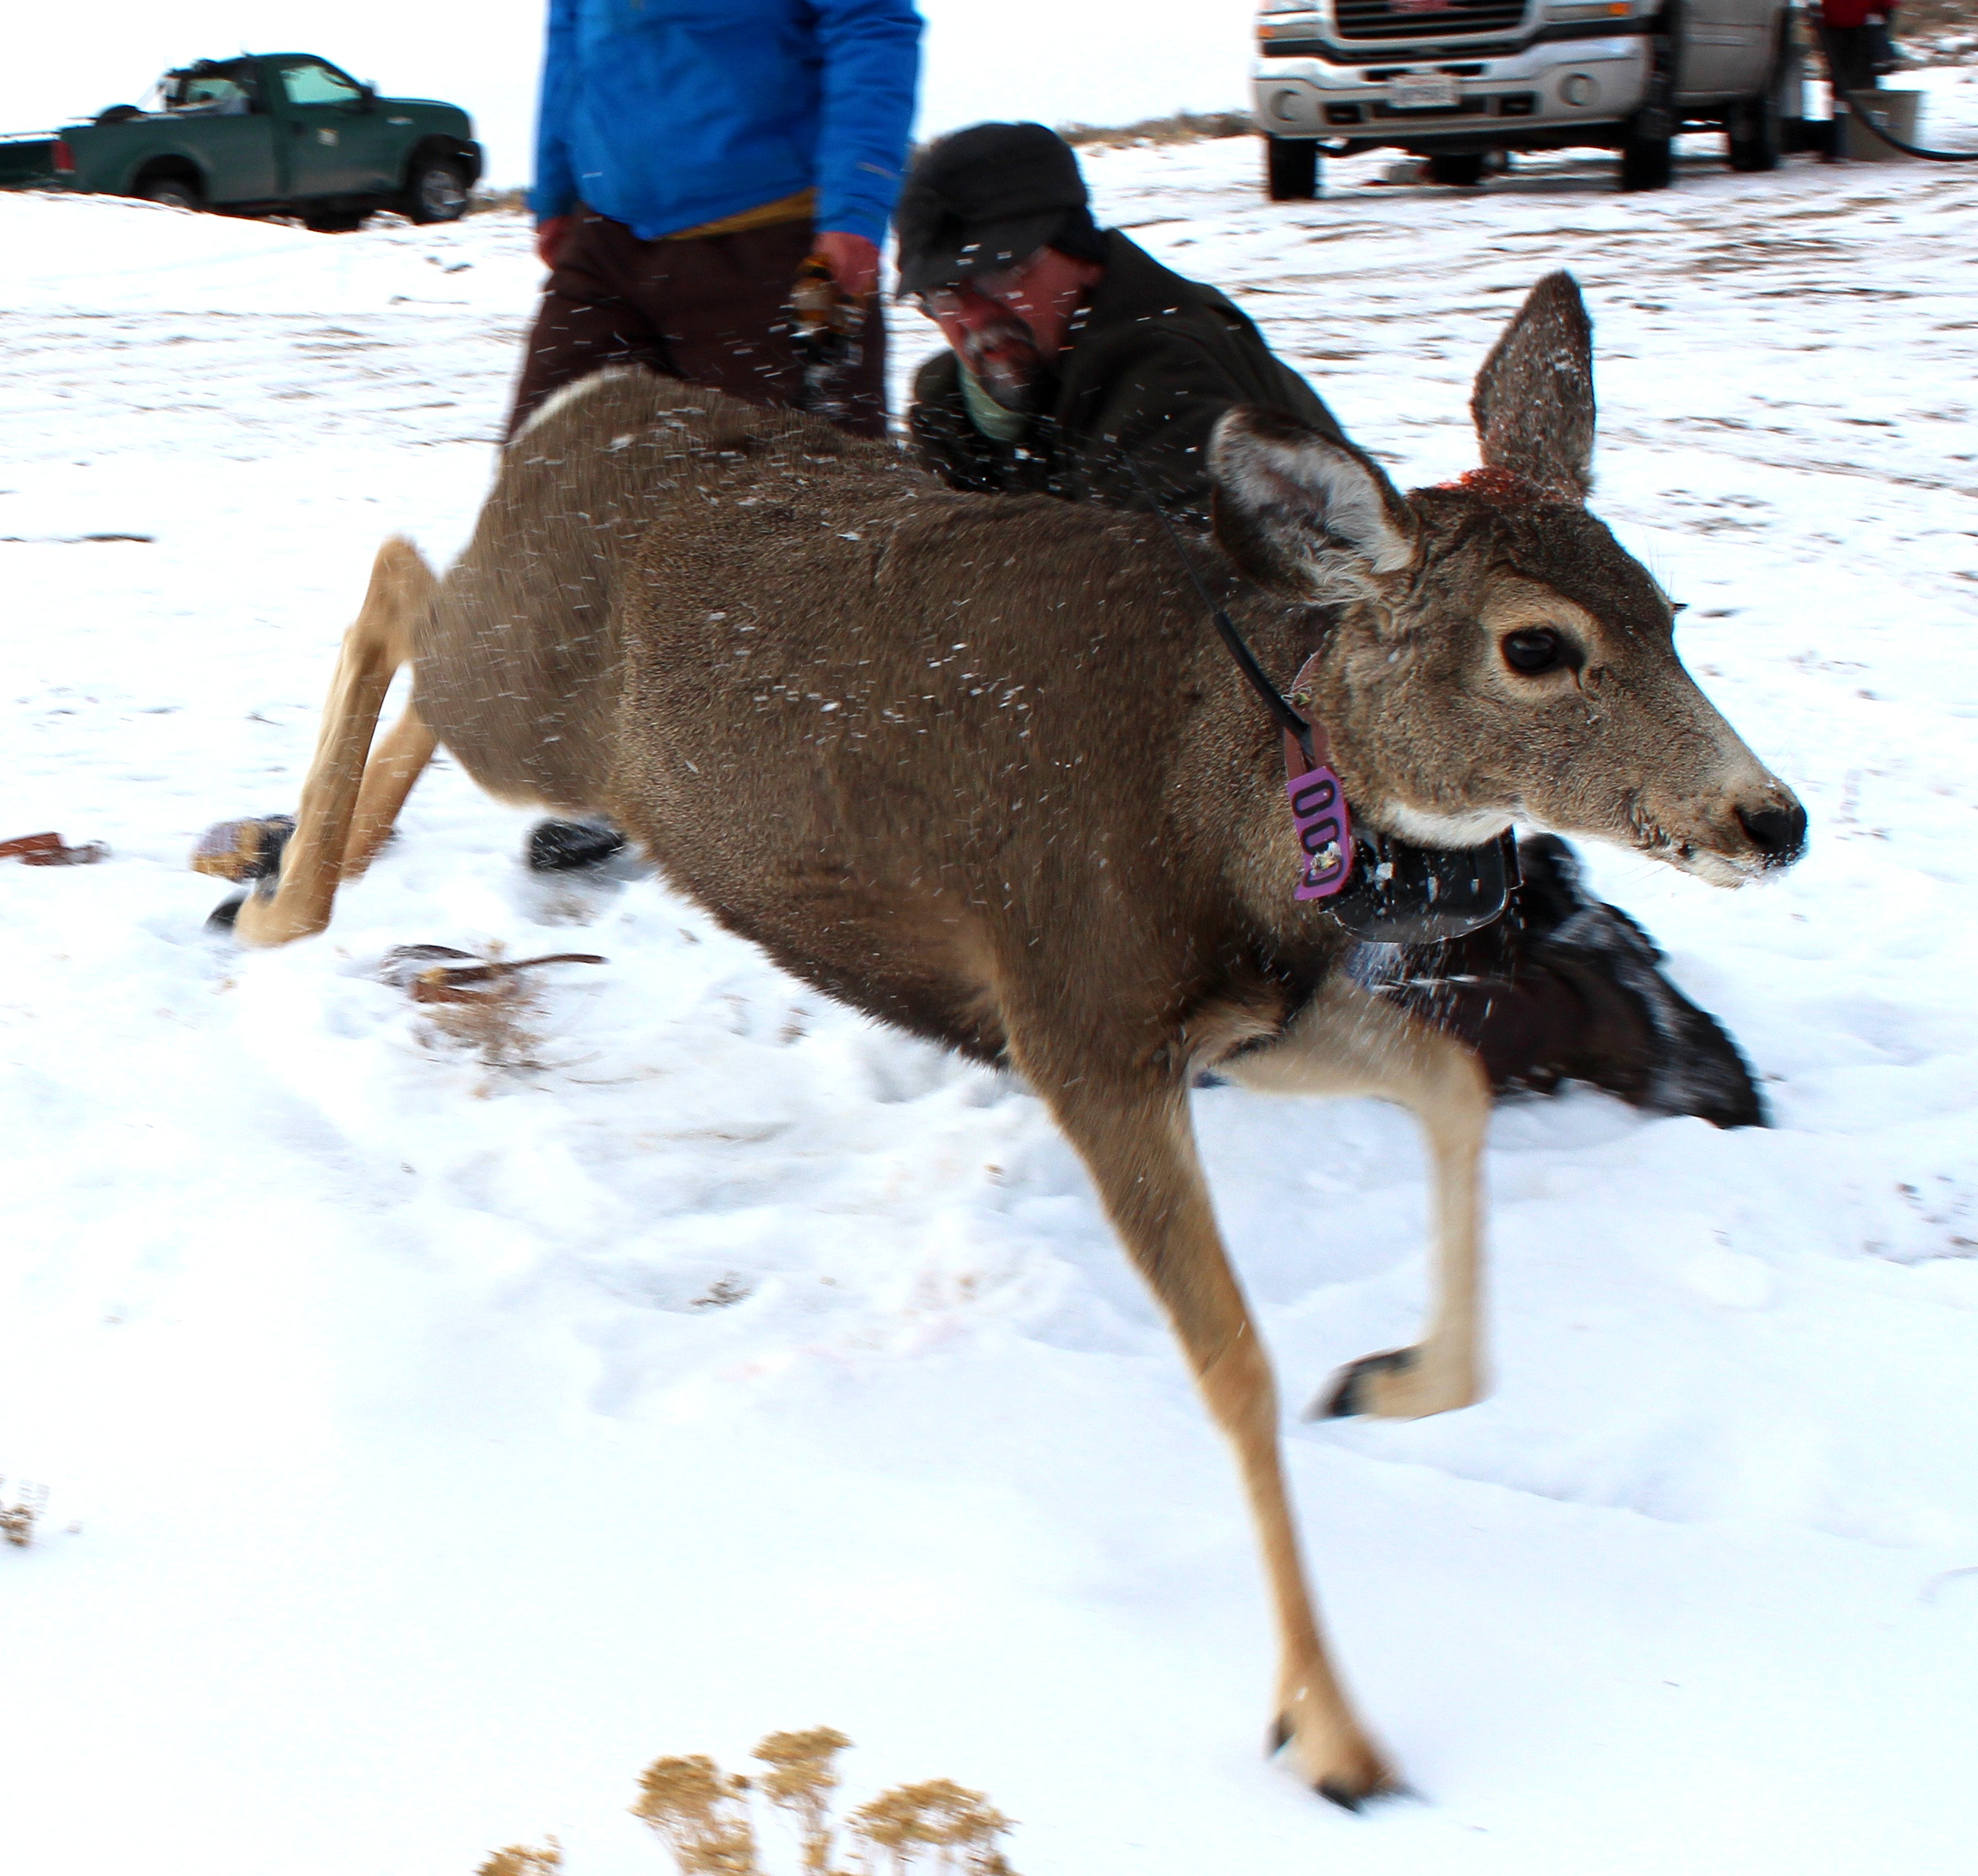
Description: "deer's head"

(1209, 272), (1805, 887)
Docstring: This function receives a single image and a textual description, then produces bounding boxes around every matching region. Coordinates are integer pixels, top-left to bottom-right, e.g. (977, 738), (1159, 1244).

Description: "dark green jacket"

(908, 229), (1345, 524)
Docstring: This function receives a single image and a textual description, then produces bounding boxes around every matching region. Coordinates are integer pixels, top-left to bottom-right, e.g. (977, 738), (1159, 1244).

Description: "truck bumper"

(1253, 37), (1651, 153)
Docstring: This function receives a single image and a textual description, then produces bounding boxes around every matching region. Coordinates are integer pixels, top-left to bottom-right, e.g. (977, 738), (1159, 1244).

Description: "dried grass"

(420, 974), (546, 1071)
(1, 1478), (46, 1548)
(624, 1732), (1018, 1876)
(1057, 109), (1253, 150)
(632, 1755), (760, 1875)
(472, 186), (532, 215)
(754, 1727), (850, 1876)
(383, 943), (605, 1074)
(476, 1841), (563, 1876)
(844, 1781), (1013, 1876)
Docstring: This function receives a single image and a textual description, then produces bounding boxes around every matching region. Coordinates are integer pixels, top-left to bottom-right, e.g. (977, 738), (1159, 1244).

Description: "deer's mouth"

(1665, 841), (1769, 889)
(1626, 805), (1792, 889)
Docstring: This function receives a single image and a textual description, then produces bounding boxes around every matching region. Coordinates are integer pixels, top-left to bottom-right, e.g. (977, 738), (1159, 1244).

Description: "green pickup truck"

(0, 52), (482, 230)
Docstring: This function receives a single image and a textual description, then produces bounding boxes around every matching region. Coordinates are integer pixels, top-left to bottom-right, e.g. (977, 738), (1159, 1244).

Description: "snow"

(6, 104), (1978, 1876)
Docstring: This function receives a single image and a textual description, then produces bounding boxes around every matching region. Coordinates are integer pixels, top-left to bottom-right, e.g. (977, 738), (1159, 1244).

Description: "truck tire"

(1727, 40), (1793, 171)
(1725, 91), (1781, 172)
(405, 156), (470, 224)
(1620, 8), (1680, 192)
(138, 176), (202, 212)
(1427, 153), (1486, 187)
(1618, 110), (1674, 190)
(1263, 135), (1321, 202)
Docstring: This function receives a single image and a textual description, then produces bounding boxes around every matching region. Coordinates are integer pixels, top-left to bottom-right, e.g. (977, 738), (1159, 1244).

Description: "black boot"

(1370, 834), (1767, 1129)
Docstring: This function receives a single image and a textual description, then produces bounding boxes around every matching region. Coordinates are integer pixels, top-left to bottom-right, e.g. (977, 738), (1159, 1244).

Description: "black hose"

(1815, 24), (1978, 161)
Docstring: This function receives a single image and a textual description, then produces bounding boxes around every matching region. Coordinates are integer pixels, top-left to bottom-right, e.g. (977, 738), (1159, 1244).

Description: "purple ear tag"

(1279, 663), (1354, 902)
(1287, 760), (1353, 901)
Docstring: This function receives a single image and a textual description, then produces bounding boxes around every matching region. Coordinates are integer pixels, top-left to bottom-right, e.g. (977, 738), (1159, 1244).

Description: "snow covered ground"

(6, 98), (1978, 1876)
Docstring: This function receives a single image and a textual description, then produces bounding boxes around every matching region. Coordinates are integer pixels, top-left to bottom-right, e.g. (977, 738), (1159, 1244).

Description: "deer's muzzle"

(1735, 795), (1808, 871)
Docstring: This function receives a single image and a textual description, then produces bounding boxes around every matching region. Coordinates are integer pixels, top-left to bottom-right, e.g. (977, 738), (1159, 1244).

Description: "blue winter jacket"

(530, 0), (923, 246)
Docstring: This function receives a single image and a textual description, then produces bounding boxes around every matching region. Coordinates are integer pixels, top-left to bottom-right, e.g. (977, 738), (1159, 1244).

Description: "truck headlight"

(1257, 5), (1324, 38)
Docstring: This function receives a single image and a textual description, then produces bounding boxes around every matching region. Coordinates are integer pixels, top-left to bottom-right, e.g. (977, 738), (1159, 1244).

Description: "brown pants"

(506, 208), (889, 442)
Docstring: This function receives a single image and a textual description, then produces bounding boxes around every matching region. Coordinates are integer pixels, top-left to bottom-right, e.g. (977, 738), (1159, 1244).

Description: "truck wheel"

(1618, 110), (1674, 191)
(139, 176), (202, 211)
(1263, 135), (1321, 202)
(1727, 46), (1791, 171)
(1725, 93), (1781, 172)
(406, 157), (470, 224)
(1426, 153), (1486, 187)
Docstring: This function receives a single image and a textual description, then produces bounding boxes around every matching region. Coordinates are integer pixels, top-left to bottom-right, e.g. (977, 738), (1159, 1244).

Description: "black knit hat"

(895, 122), (1104, 297)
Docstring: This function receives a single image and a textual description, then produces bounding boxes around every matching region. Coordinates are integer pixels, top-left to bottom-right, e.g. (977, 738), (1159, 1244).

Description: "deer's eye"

(1502, 629), (1565, 675)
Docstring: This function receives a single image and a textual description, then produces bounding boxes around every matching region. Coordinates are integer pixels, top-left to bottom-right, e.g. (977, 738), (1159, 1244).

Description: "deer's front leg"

(1225, 980), (1491, 1421)
(227, 537), (434, 947)
(1036, 1067), (1394, 1805)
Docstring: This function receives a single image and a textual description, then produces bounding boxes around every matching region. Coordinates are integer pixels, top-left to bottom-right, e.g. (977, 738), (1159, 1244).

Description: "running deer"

(209, 274), (1805, 1800)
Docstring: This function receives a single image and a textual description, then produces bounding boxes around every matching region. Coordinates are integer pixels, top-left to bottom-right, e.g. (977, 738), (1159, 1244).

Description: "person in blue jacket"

(510, 0), (922, 441)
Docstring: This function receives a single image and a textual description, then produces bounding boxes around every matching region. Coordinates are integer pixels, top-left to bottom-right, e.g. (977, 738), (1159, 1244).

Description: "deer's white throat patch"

(1378, 801), (1516, 847)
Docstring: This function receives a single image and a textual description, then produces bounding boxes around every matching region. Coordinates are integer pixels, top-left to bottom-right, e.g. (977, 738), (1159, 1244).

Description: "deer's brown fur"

(223, 275), (1802, 1801)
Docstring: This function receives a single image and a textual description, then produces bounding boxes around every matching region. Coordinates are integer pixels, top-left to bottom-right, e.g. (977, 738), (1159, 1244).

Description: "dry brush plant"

(632, 1754), (759, 1876)
(476, 1841), (562, 1876)
(2, 1477), (47, 1548)
(630, 1730), (1017, 1876)
(845, 1779), (1015, 1876)
(1057, 109), (1253, 149)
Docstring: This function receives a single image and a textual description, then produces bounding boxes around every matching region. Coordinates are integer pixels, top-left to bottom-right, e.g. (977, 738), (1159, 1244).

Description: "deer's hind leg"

(1225, 978), (1491, 1421)
(231, 536), (437, 947)
(1034, 1064), (1394, 1805)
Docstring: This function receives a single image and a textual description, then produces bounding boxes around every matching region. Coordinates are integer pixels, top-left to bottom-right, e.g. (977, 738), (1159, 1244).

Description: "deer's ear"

(1471, 270), (1595, 500)
(1209, 406), (1416, 597)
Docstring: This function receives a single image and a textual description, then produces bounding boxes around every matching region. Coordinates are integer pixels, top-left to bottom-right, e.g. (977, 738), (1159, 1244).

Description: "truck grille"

(1331, 0), (1529, 42)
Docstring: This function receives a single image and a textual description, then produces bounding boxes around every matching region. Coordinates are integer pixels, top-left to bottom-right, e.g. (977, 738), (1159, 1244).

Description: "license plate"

(1388, 73), (1460, 110)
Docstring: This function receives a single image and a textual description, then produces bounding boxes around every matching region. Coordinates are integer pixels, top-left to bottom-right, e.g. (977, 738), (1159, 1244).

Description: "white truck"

(1252, 0), (1805, 192)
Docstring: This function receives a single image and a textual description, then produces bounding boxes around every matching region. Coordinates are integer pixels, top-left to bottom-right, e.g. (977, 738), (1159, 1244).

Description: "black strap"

(1124, 457), (1316, 765)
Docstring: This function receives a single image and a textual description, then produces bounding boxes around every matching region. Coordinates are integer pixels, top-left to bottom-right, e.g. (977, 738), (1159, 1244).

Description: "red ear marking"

(1431, 465), (1555, 504)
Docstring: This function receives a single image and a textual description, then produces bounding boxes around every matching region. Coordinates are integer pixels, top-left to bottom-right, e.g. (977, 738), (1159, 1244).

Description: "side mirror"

(359, 83), (378, 111)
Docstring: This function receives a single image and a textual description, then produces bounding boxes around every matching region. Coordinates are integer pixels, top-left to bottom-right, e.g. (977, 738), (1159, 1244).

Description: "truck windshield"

(275, 62), (366, 109)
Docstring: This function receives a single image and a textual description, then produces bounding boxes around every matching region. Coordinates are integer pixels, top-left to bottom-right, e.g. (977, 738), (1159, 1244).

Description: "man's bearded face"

(922, 263), (1056, 416)
(957, 307), (1050, 415)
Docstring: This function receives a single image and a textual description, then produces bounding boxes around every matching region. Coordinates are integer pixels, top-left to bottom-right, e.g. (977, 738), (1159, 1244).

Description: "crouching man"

(896, 122), (1765, 1127)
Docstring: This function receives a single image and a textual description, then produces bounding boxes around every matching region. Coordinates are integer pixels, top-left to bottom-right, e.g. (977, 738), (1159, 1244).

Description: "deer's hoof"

(191, 814), (294, 883)
(526, 817), (626, 873)
(1268, 1704), (1396, 1809)
(206, 892), (246, 933)
(1319, 1346), (1417, 1418)
(1318, 1346), (1479, 1421)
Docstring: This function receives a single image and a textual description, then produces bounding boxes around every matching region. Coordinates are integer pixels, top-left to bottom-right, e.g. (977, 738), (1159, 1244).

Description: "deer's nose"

(1736, 797), (1807, 868)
